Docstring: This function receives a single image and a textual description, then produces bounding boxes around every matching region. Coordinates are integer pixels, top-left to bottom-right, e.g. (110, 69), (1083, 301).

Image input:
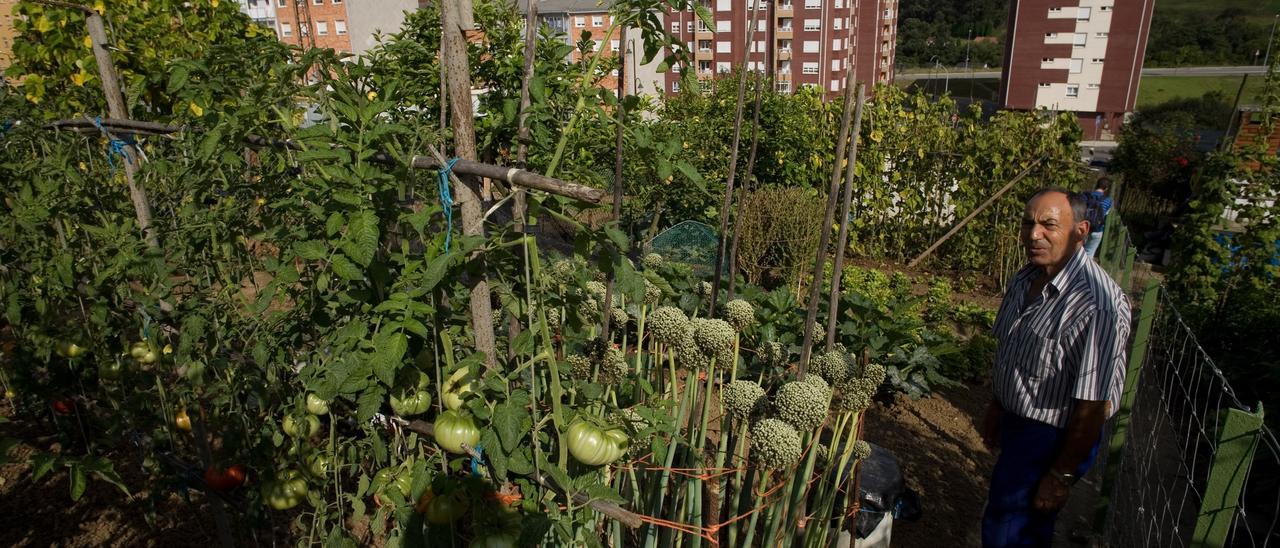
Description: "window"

(316, 21), (328, 35)
(804, 0), (820, 8)
(776, 81), (791, 92)
(672, 21), (680, 33)
(780, 60), (792, 73)
(717, 61), (731, 73)
(750, 40), (765, 53)
(300, 23), (309, 35)
(1042, 57), (1055, 63)
(832, 38), (842, 50)
(699, 60), (713, 73)
(779, 17), (793, 31)
(575, 16), (585, 27)
(611, 39), (619, 51)
(758, 20), (767, 32)
(592, 15), (604, 27)
(716, 40), (731, 53)
(1095, 32), (1109, 38)
(697, 20), (709, 32)
(803, 40), (819, 53)
(313, 0), (322, 5)
(1066, 85), (1079, 97)
(716, 20), (730, 32)
(717, 0), (730, 10)
(281, 22), (292, 36)
(1091, 57), (1104, 63)
(1038, 82), (1051, 88)
(831, 79), (841, 91)
(779, 39), (792, 52)
(1087, 83), (1101, 89)
(802, 62), (819, 74)
(698, 39), (712, 51)
(1073, 33), (1086, 46)
(673, 81), (681, 93)
(882, 8), (892, 18)
(332, 0), (340, 3)
(834, 18), (842, 30)
(1100, 5), (1111, 11)
(831, 59), (841, 70)
(278, 0), (286, 6)
(803, 19), (820, 31)
(335, 20), (346, 35)
(1048, 6), (1062, 13)
(686, 21), (694, 33)
(1045, 32), (1059, 39)
(1069, 58), (1082, 73)
(835, 0), (843, 8)
(779, 0), (792, 9)
(1077, 7), (1090, 20)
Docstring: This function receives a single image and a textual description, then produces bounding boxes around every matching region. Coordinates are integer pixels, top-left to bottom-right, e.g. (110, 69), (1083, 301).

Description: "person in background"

(981, 188), (1131, 547)
(1083, 178), (1112, 257)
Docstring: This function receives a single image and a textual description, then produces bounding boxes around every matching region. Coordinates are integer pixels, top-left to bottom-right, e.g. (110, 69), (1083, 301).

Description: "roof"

(516, 0), (615, 15)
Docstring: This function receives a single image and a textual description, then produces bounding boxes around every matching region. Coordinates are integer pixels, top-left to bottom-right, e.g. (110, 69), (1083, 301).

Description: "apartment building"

(1, 0), (18, 77)
(518, 0), (665, 95)
(238, 0), (418, 55)
(663, 0), (896, 95)
(998, 0), (1154, 140)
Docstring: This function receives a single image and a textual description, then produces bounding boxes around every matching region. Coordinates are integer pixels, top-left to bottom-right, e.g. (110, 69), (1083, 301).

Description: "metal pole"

(1265, 14), (1279, 67)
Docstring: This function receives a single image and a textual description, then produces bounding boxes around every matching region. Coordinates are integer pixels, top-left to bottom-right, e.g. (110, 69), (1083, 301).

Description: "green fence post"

(1093, 278), (1160, 535)
(1191, 404), (1265, 547)
(1120, 246), (1136, 292)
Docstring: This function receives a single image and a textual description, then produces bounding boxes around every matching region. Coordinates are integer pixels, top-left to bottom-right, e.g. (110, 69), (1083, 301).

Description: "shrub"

(736, 187), (824, 289)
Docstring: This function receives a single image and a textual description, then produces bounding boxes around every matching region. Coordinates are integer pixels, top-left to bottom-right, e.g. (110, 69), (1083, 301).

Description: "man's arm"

(1032, 399), (1108, 512)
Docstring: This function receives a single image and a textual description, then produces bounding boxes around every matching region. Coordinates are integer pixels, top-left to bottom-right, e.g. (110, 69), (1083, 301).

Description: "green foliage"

(895, 0), (1006, 68)
(735, 187), (824, 289)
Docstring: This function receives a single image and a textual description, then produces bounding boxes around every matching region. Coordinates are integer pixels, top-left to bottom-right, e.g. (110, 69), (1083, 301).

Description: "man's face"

(1020, 192), (1087, 270)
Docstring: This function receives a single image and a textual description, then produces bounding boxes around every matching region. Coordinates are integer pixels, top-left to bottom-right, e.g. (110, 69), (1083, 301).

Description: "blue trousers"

(982, 414), (1101, 548)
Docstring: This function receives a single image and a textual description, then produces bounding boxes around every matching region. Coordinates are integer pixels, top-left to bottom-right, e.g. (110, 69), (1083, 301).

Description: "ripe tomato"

(566, 420), (629, 466)
(432, 410), (481, 454)
(390, 389), (431, 417)
(51, 398), (75, 415)
(283, 414), (321, 438)
(204, 466), (247, 492)
(305, 393), (329, 416)
(174, 409), (193, 432)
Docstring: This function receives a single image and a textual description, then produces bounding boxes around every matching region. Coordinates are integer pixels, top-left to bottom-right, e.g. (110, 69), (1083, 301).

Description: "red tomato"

(204, 466), (247, 492)
(52, 399), (74, 415)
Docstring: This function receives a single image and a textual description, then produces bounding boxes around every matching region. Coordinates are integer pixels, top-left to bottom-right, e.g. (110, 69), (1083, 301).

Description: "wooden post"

(599, 28), (627, 343)
(85, 12), (158, 248)
(1092, 278), (1159, 534)
(440, 0), (499, 370)
(1190, 405), (1265, 547)
(708, 1), (767, 313)
(797, 52), (861, 376)
(726, 71), (765, 300)
(824, 83), (865, 352)
(1120, 246), (1136, 292)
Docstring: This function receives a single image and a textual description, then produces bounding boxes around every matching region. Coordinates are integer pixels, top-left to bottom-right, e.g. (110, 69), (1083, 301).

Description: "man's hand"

(981, 400), (1002, 450)
(1032, 472), (1071, 513)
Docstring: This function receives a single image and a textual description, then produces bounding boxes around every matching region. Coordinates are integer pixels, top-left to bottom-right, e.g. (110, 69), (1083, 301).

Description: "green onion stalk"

(643, 347), (691, 548)
(711, 333), (743, 530)
(802, 411), (852, 548)
(825, 414), (865, 544)
(740, 468), (767, 547)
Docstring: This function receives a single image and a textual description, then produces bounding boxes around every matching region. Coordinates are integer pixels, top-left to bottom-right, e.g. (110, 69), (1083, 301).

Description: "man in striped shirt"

(981, 188), (1132, 547)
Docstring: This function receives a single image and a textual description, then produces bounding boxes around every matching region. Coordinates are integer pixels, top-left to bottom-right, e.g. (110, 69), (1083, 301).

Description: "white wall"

(345, 0), (420, 55)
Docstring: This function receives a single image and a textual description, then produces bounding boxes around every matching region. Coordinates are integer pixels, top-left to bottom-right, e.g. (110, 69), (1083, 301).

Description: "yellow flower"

(366, 90), (378, 101)
(93, 0), (105, 14)
(79, 162), (87, 171)
(83, 35), (93, 49)
(162, 344), (173, 355)
(255, 197), (266, 206)
(211, 0), (219, 6)
(70, 71), (91, 87)
(34, 15), (53, 33)
(189, 102), (204, 116)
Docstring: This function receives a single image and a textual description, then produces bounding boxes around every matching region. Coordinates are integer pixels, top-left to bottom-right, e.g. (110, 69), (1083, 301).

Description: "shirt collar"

(1043, 246), (1089, 296)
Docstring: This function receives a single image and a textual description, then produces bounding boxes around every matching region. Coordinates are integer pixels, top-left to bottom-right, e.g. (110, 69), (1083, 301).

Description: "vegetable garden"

(1, 0), (1084, 546)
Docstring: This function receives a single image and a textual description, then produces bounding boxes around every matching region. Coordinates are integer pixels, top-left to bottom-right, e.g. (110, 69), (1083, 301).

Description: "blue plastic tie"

(0, 120), (13, 137)
(469, 443), (485, 476)
(438, 158), (460, 252)
(92, 116), (134, 172)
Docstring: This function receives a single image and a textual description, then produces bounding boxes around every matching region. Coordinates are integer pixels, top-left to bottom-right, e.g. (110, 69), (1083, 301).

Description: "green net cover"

(647, 220), (722, 274)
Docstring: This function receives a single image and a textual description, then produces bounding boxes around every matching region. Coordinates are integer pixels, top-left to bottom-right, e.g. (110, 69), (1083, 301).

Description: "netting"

(647, 220), (722, 275)
(1102, 285), (1280, 547)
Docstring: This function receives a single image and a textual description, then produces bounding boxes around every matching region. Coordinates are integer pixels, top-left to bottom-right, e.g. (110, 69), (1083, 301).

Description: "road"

(902, 65), (1268, 80)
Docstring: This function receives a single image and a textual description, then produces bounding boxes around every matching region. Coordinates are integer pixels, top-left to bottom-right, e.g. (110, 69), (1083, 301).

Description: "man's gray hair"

(1028, 186), (1088, 226)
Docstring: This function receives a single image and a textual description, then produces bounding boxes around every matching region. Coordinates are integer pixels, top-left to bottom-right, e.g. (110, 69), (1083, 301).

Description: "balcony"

(777, 48), (792, 59)
(777, 3), (793, 13)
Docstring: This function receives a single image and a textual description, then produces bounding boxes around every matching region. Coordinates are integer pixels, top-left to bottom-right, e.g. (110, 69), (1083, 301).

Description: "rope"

(438, 158), (460, 252)
(91, 116), (135, 173)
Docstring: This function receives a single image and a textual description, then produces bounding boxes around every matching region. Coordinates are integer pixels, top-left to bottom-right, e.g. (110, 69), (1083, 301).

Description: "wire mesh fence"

(1100, 285), (1278, 547)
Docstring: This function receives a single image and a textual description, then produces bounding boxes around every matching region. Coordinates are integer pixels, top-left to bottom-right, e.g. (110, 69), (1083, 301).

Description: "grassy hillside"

(1137, 76), (1266, 108)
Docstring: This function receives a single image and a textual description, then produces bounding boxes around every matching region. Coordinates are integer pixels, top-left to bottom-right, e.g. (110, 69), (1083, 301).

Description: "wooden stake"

(726, 71), (765, 300)
(824, 83), (865, 351)
(906, 155), (1048, 269)
(708, 1), (766, 314)
(84, 12), (158, 249)
(440, 0), (499, 370)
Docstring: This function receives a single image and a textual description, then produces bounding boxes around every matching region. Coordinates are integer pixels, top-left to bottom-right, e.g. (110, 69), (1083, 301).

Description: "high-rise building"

(237, 0), (420, 55)
(663, 0), (897, 96)
(518, 0), (665, 96)
(998, 0), (1154, 140)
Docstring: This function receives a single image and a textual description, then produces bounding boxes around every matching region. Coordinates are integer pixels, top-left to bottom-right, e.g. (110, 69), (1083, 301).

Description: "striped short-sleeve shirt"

(992, 246), (1131, 428)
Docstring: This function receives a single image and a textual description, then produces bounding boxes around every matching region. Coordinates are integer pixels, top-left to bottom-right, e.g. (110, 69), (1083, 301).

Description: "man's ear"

(1075, 219), (1090, 239)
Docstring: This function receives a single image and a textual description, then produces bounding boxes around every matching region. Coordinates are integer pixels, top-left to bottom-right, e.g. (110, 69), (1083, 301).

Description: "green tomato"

(390, 390), (431, 417)
(432, 410), (481, 454)
(267, 490), (298, 510)
(283, 414), (321, 438)
(56, 341), (85, 358)
(138, 350), (158, 365)
(98, 361), (124, 381)
(566, 420), (629, 466)
(443, 367), (479, 411)
(305, 393), (329, 416)
(470, 533), (517, 548)
(306, 453), (331, 478)
(129, 341), (150, 359)
(424, 489), (469, 524)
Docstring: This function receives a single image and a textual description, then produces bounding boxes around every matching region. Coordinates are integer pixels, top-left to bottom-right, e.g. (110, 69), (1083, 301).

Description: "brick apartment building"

(663, 0), (897, 96)
(1, 0), (18, 78)
(519, 0), (666, 95)
(998, 0), (1155, 140)
(238, 0), (419, 55)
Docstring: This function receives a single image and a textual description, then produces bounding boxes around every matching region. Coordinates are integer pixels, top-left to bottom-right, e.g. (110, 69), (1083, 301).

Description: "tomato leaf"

(372, 331), (407, 387)
(330, 253), (364, 281)
(355, 385), (385, 424)
(480, 429), (507, 481)
(340, 210), (379, 268)
(491, 401), (527, 453)
(507, 448), (534, 476)
(294, 240), (328, 260)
